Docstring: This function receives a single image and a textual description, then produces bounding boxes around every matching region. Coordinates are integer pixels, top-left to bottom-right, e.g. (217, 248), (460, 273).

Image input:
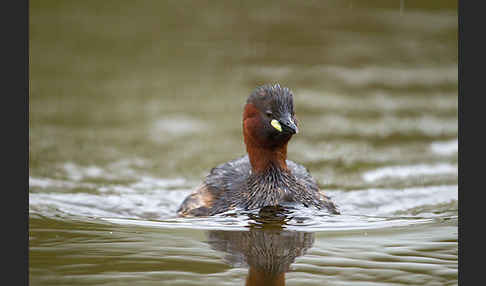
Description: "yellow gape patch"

(271, 119), (282, 132)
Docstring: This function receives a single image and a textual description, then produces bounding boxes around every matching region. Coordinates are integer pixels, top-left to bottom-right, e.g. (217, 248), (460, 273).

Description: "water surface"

(30, 1), (458, 285)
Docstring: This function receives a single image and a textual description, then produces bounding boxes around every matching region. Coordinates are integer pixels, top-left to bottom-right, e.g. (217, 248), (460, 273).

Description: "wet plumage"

(178, 155), (339, 216)
(177, 84), (339, 217)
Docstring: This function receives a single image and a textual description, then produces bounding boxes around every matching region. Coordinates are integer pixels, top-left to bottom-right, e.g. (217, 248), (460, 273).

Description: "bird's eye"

(265, 111), (273, 117)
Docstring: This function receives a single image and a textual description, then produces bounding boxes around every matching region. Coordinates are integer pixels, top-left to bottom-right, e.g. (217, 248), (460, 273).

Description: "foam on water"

(29, 168), (457, 232)
(331, 185), (457, 216)
(29, 174), (192, 218)
(430, 139), (458, 156)
(362, 163), (457, 182)
(29, 177), (98, 190)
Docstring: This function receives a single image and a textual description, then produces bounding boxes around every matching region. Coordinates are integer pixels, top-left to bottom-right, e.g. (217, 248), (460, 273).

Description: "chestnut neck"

(246, 267), (285, 286)
(245, 143), (288, 174)
(243, 103), (290, 174)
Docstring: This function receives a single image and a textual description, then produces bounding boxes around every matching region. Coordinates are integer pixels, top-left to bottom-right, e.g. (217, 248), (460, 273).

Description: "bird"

(177, 84), (339, 217)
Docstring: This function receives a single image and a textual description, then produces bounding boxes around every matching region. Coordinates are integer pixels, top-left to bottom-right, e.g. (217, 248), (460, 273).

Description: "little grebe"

(177, 84), (339, 217)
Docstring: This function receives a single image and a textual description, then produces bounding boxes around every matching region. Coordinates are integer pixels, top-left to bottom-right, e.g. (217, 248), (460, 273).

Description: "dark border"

(3, 0), (29, 283)
(26, 1), (30, 284)
(17, 0), (29, 284)
(457, 0), (462, 283)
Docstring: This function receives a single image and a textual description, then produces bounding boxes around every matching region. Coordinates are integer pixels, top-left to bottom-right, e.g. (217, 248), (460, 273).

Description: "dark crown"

(247, 84), (294, 115)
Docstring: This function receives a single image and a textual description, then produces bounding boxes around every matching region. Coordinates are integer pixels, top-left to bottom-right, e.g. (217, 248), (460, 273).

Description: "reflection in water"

(207, 207), (314, 286)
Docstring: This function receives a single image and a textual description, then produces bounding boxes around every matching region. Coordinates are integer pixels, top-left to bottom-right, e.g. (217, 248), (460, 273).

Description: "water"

(29, 1), (458, 285)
